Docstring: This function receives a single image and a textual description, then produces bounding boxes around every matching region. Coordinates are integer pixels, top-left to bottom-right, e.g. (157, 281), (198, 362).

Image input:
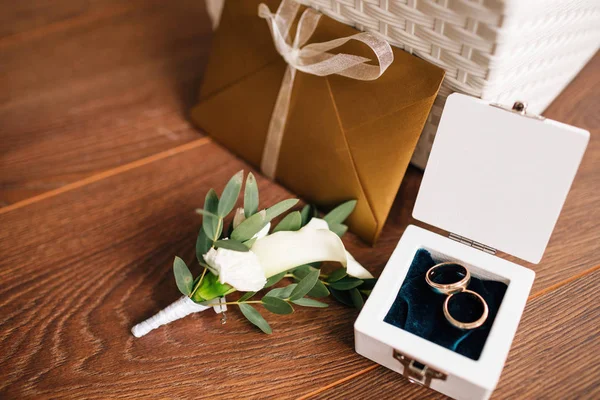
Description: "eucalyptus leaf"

(195, 228), (212, 266)
(323, 200), (357, 225)
(359, 278), (377, 290)
(266, 284), (297, 299)
(329, 277), (364, 291)
(308, 280), (330, 298)
(225, 219), (234, 238)
(273, 211), (302, 232)
(327, 268), (347, 283)
(239, 303), (272, 334)
(289, 269), (320, 300)
(230, 210), (267, 242)
(328, 222), (348, 238)
(349, 288), (364, 310)
(300, 204), (317, 226)
(244, 172), (259, 218)
(329, 288), (353, 307)
(292, 265), (315, 279)
(292, 298), (329, 308)
(218, 170), (243, 217)
(195, 208), (219, 218)
(173, 256), (193, 296)
(265, 199), (299, 221)
(262, 296), (294, 314)
(202, 189), (222, 241)
(265, 271), (286, 287)
(238, 291), (255, 302)
(214, 239), (249, 252)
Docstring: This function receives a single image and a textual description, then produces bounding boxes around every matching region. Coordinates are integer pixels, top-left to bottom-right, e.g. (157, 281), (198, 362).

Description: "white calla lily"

(250, 217), (373, 280)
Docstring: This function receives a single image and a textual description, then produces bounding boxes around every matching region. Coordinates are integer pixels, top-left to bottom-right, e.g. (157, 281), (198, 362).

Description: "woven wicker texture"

(296, 0), (600, 167)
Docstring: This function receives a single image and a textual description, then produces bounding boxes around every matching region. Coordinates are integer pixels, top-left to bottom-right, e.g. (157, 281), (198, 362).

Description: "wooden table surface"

(1, 1), (598, 399)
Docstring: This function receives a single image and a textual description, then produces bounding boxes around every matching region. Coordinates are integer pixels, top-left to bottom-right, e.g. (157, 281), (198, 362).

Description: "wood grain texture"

(0, 142), (372, 399)
(0, 0), (597, 397)
(0, 128), (597, 398)
(0, 0), (211, 205)
(311, 270), (600, 400)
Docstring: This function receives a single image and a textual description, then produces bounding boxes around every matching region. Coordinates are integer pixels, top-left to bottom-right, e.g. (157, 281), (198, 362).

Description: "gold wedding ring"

(443, 290), (489, 330)
(425, 262), (470, 294)
(426, 262), (489, 330)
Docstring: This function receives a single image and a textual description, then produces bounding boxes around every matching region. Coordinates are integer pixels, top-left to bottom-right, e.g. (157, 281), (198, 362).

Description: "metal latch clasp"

(490, 100), (545, 120)
(393, 349), (447, 387)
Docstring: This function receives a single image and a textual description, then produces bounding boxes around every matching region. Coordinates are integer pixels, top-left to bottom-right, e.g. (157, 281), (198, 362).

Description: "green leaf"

(218, 170), (243, 217)
(292, 265), (315, 279)
(290, 269), (320, 300)
(243, 238), (257, 248)
(195, 228), (212, 265)
(214, 239), (249, 252)
(292, 298), (329, 308)
(244, 172), (259, 218)
(266, 284), (297, 299)
(239, 303), (272, 334)
(262, 296), (294, 314)
(265, 199), (299, 221)
(349, 288), (364, 310)
(265, 272), (286, 287)
(329, 277), (364, 291)
(202, 189), (222, 241)
(308, 280), (330, 298)
(327, 268), (348, 283)
(195, 208), (219, 218)
(323, 200), (357, 225)
(273, 211), (302, 232)
(238, 291), (255, 302)
(230, 210), (268, 242)
(328, 223), (348, 238)
(300, 204), (317, 226)
(173, 257), (193, 296)
(359, 278), (377, 290)
(329, 288), (353, 306)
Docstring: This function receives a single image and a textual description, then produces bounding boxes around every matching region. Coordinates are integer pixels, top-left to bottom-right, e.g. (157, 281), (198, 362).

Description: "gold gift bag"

(191, 0), (445, 243)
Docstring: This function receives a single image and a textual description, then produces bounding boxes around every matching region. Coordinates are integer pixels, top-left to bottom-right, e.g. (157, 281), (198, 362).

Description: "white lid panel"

(413, 94), (589, 264)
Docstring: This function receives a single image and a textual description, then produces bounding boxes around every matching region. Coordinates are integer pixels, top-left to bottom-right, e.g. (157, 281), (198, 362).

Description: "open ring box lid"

(354, 93), (589, 400)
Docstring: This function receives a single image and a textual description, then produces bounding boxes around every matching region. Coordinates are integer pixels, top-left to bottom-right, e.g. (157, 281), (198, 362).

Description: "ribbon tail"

(261, 66), (296, 180)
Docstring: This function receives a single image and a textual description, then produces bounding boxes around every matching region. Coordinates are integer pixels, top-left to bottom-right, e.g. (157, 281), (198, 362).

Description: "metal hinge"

(393, 349), (447, 387)
(449, 233), (496, 255)
(490, 101), (545, 121)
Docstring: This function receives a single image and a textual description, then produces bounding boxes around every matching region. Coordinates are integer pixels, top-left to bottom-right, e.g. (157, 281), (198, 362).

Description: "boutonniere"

(132, 171), (375, 337)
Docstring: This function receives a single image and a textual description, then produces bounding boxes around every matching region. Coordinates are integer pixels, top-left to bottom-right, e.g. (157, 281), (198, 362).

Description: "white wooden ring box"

(354, 93), (589, 400)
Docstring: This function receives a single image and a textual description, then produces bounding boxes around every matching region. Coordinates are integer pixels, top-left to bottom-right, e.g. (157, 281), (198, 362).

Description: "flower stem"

(190, 267), (208, 298)
(222, 300), (262, 305)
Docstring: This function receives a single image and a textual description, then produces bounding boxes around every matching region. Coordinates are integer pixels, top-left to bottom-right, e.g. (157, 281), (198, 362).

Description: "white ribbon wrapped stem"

(258, 1), (394, 179)
(131, 296), (226, 338)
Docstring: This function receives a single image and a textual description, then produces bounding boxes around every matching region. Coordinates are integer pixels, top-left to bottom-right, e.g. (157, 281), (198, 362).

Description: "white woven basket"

(294, 0), (600, 168)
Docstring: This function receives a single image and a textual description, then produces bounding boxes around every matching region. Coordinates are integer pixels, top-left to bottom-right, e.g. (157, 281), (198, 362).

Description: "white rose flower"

(204, 247), (266, 292)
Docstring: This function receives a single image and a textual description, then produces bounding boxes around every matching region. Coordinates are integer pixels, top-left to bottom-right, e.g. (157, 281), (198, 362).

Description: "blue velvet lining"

(384, 249), (508, 360)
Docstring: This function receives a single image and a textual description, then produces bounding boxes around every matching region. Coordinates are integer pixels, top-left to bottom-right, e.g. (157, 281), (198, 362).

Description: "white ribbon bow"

(258, 0), (394, 179)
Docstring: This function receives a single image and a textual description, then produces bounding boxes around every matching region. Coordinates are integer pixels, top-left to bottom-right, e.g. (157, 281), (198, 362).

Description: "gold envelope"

(191, 0), (445, 243)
